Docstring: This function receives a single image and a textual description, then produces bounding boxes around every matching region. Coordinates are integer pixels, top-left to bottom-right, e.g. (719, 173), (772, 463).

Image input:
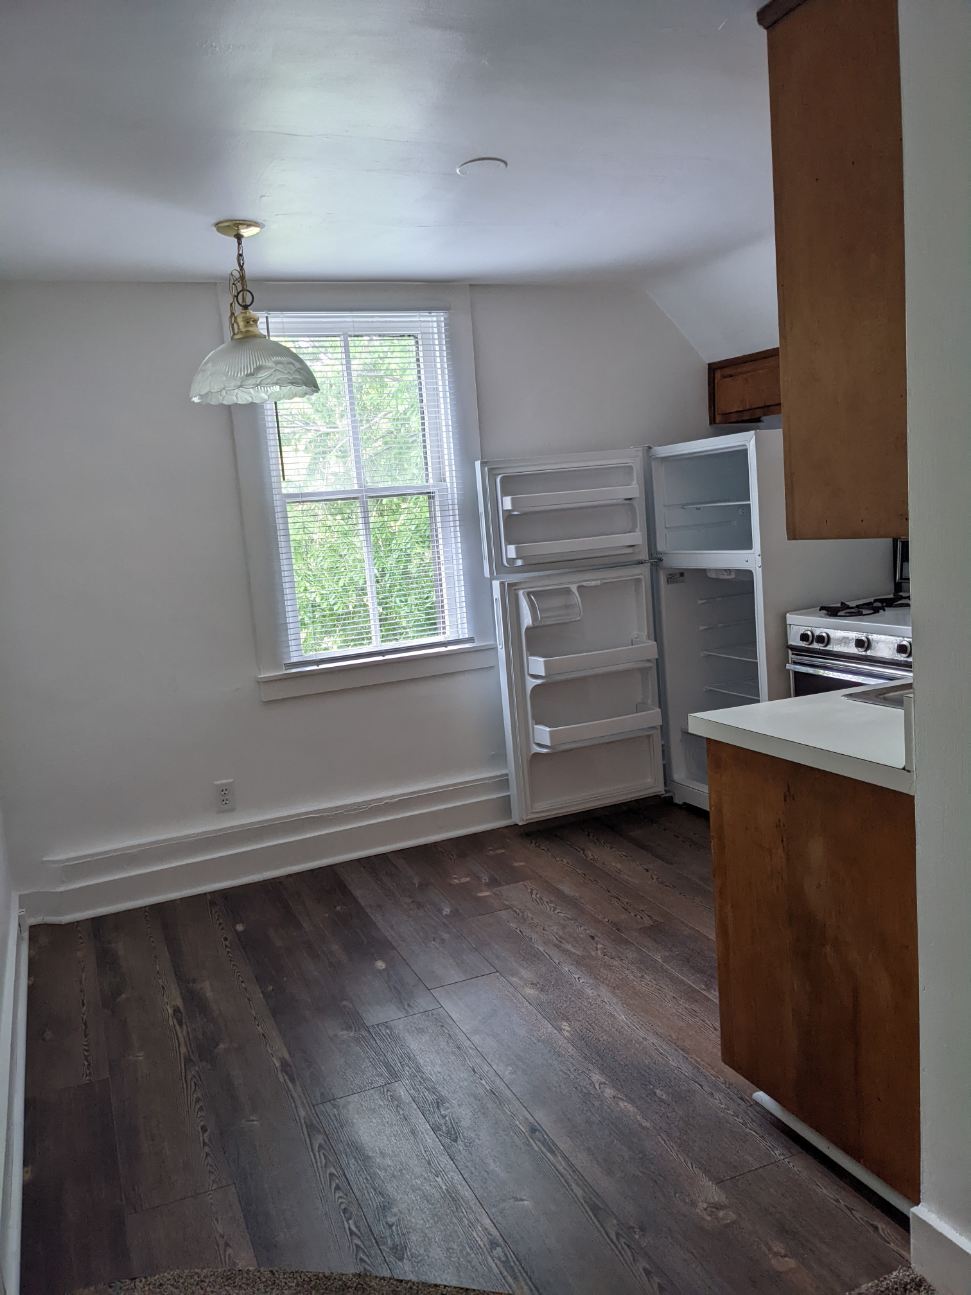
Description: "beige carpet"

(78, 1274), (507, 1295)
(77, 1264), (941, 1295)
(850, 1268), (935, 1294)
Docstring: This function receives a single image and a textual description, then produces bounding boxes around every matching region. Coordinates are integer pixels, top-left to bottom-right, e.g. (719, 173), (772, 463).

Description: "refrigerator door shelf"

(501, 484), (639, 512)
(526, 641), (657, 678)
(532, 707), (663, 750)
(505, 530), (643, 564)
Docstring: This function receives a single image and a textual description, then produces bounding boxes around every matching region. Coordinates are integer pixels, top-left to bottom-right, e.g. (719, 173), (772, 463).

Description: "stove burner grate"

(819, 596), (911, 618)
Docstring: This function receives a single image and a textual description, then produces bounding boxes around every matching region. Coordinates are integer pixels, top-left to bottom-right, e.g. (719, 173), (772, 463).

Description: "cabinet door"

(707, 349), (781, 425)
(763, 0), (908, 538)
(708, 741), (918, 1200)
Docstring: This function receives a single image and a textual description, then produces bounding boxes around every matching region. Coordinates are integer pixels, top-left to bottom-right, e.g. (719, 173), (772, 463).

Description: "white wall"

(0, 280), (704, 889)
(645, 233), (779, 362)
(897, 2), (971, 1290)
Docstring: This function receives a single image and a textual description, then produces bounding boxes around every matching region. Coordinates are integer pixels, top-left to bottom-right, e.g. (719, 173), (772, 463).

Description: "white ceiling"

(0, 0), (775, 290)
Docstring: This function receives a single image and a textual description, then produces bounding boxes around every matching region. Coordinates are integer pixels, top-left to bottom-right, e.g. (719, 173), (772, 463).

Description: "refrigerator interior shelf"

(501, 485), (639, 513)
(696, 591), (755, 605)
(675, 499), (751, 510)
(526, 641), (657, 678)
(664, 518), (746, 531)
(701, 644), (758, 664)
(532, 708), (662, 750)
(506, 531), (643, 562)
(703, 684), (761, 702)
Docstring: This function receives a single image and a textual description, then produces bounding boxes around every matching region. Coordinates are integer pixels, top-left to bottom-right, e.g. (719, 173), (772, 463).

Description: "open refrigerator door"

(477, 450), (664, 824)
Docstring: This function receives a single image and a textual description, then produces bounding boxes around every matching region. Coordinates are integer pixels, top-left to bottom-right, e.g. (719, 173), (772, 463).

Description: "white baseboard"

(21, 773), (512, 923)
(911, 1204), (971, 1295)
(0, 912), (27, 1295)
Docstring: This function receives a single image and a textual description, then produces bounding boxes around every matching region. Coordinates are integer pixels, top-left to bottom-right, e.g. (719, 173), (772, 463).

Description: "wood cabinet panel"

(707, 741), (919, 1200)
(764, 0), (908, 539)
(708, 349), (781, 425)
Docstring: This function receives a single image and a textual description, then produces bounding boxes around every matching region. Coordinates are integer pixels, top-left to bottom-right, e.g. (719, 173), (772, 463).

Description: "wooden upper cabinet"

(759, 0), (909, 539)
(708, 348), (781, 425)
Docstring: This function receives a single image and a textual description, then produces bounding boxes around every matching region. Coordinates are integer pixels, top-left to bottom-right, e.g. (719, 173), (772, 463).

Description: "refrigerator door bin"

(527, 641), (657, 678)
(529, 663), (661, 749)
(524, 733), (664, 821)
(478, 450), (649, 578)
(533, 708), (663, 750)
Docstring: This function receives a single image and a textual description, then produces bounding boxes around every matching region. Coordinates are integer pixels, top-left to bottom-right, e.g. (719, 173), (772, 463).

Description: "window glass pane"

(275, 335), (355, 491)
(286, 500), (371, 655)
(369, 494), (442, 644)
(350, 334), (429, 487)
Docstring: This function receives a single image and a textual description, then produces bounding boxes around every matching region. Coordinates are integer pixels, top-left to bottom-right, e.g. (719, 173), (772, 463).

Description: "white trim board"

(0, 915), (27, 1295)
(23, 773), (512, 924)
(911, 1205), (971, 1295)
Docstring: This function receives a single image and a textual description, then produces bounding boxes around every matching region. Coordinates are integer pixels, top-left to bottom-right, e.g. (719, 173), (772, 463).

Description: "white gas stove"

(786, 596), (913, 694)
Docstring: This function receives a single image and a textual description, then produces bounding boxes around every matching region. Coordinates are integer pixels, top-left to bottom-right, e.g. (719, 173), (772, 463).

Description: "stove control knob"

(896, 639), (913, 658)
(854, 635), (871, 652)
(798, 629), (814, 645)
(814, 631), (831, 647)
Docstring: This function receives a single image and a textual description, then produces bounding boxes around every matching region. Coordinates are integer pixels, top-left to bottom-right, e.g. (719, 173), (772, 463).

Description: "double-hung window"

(260, 310), (470, 668)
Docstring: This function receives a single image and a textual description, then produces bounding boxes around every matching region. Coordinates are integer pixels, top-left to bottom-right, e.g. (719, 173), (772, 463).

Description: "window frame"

(228, 283), (495, 700)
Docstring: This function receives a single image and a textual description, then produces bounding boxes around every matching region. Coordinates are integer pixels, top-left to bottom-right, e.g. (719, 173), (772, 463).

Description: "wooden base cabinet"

(707, 741), (919, 1200)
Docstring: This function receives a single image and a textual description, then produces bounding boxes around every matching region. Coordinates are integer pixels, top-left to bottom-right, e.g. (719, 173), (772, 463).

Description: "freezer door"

(494, 565), (665, 823)
(477, 449), (650, 579)
(648, 432), (759, 562)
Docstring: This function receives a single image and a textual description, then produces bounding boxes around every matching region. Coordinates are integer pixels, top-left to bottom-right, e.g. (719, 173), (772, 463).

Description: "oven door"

(787, 651), (913, 697)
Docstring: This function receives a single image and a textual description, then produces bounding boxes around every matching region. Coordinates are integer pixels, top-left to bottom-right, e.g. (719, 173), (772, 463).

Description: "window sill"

(258, 641), (498, 701)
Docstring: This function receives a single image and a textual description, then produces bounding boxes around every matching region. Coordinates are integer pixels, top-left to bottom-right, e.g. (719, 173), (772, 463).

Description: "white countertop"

(688, 689), (914, 795)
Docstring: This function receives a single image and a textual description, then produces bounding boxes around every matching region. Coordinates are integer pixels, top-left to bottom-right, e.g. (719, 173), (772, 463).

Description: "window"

(260, 310), (470, 668)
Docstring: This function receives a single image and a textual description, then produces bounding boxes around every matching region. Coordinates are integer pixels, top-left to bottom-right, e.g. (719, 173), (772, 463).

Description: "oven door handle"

(785, 662), (871, 682)
(786, 660), (912, 683)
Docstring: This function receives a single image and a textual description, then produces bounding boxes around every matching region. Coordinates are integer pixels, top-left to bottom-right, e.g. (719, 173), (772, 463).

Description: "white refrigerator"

(478, 429), (889, 822)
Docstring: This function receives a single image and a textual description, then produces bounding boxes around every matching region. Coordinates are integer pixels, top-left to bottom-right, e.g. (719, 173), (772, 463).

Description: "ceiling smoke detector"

(456, 156), (508, 175)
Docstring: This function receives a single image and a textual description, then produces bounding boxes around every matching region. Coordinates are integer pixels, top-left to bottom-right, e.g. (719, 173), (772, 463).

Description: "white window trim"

(228, 282), (495, 701)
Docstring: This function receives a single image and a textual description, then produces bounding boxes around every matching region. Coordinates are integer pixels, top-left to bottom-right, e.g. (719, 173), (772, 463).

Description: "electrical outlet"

(214, 779), (236, 812)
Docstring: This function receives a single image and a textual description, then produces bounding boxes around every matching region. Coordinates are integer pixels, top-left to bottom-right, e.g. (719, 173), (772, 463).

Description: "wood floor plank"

(221, 878), (393, 1102)
(718, 1158), (905, 1292)
(21, 1079), (131, 1295)
(337, 853), (494, 988)
(557, 818), (717, 938)
(599, 804), (715, 890)
(495, 827), (718, 998)
(280, 866), (438, 1024)
(435, 973), (798, 1295)
(491, 877), (724, 1075)
(26, 919), (107, 1096)
(373, 1007), (666, 1295)
(319, 1080), (526, 1292)
(126, 1185), (257, 1277)
(94, 907), (229, 1212)
(158, 892), (388, 1276)
(460, 908), (786, 1180)
(390, 839), (513, 919)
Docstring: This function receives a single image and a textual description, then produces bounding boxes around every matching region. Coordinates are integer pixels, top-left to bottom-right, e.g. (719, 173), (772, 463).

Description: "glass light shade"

(190, 333), (319, 405)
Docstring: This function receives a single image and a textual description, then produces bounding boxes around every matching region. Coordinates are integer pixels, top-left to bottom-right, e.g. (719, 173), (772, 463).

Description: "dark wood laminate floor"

(22, 801), (909, 1295)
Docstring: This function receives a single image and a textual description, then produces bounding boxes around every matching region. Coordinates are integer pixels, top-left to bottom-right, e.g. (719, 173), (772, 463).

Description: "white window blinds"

(261, 310), (470, 667)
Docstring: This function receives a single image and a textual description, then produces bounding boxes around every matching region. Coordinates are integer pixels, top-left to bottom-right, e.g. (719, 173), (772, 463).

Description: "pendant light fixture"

(190, 219), (319, 405)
